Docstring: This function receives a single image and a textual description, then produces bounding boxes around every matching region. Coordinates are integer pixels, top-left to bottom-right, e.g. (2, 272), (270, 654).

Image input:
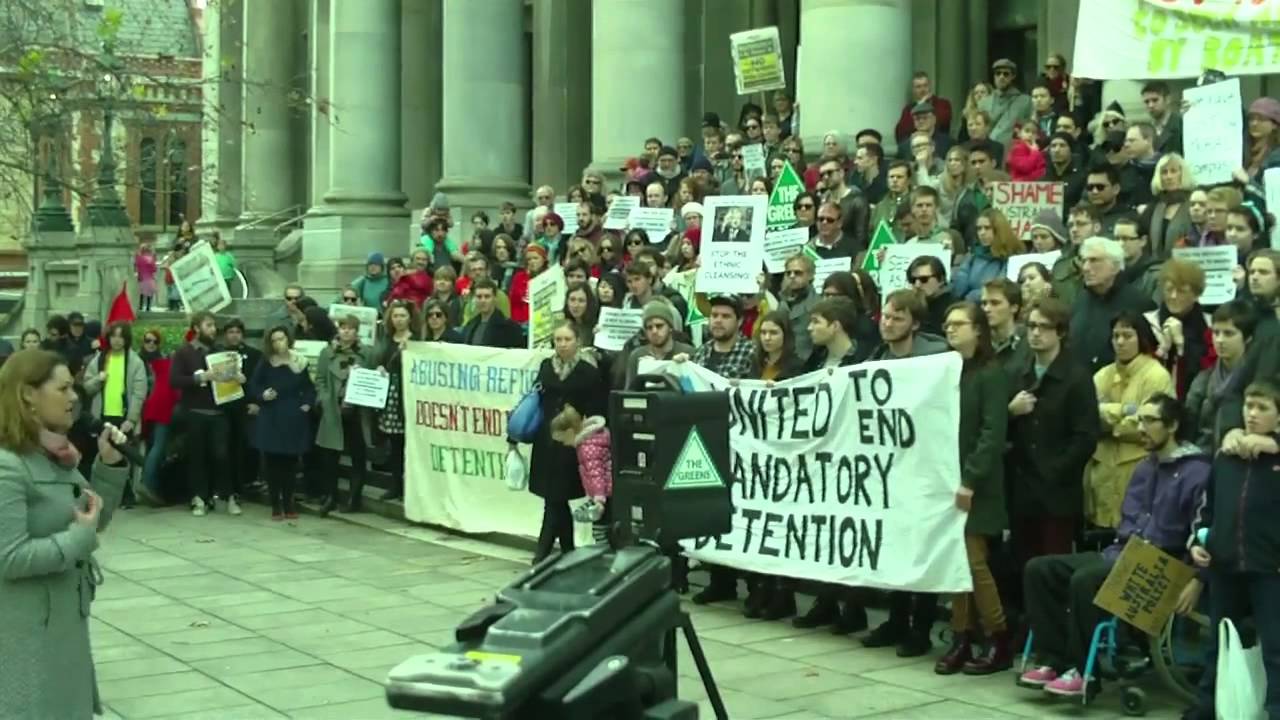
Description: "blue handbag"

(506, 382), (544, 443)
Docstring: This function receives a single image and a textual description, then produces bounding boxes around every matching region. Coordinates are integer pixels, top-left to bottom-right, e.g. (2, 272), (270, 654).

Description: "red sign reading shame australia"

(991, 181), (1064, 241)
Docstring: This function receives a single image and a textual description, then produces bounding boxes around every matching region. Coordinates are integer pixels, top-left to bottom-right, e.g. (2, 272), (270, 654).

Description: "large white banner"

(1075, 0), (1280, 79)
(402, 343), (550, 535)
(650, 353), (973, 593)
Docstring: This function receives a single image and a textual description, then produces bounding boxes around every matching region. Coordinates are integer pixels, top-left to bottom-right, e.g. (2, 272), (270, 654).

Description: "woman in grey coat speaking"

(0, 349), (131, 718)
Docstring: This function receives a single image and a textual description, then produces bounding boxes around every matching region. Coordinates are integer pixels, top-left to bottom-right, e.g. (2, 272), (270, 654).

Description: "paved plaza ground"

(91, 504), (1187, 719)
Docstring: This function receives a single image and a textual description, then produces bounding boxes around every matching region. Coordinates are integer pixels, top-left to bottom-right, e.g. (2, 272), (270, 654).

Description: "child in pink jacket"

(550, 405), (612, 543)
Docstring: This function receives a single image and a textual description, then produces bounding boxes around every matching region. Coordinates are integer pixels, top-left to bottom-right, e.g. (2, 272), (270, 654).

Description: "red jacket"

(508, 269), (532, 323)
(573, 418), (612, 499)
(1006, 142), (1047, 181)
(388, 270), (432, 308)
(142, 357), (181, 426)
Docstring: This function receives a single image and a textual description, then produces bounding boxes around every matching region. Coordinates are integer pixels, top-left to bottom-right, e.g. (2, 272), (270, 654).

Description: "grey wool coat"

(0, 449), (129, 719)
(314, 342), (373, 452)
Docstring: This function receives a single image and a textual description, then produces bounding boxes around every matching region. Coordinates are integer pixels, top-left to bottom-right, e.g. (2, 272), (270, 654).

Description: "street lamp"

(87, 40), (130, 227)
(33, 87), (73, 232)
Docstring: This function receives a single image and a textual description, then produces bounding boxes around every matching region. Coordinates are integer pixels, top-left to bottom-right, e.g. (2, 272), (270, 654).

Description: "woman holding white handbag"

(1185, 380), (1280, 720)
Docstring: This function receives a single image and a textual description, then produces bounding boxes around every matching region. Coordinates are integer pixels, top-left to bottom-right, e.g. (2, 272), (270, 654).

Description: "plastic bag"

(504, 447), (528, 492)
(1216, 618), (1267, 720)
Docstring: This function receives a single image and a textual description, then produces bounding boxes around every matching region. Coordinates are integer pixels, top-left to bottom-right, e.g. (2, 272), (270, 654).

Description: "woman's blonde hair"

(550, 404), (584, 436)
(0, 349), (66, 453)
(979, 208), (1024, 260)
(1151, 153), (1195, 195)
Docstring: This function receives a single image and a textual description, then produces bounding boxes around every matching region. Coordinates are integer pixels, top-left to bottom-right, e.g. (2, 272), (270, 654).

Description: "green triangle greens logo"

(860, 221), (897, 272)
(664, 428), (724, 490)
(766, 160), (804, 232)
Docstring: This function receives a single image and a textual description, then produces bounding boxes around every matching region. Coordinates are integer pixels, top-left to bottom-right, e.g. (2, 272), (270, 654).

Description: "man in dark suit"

(713, 208), (751, 243)
(462, 278), (524, 348)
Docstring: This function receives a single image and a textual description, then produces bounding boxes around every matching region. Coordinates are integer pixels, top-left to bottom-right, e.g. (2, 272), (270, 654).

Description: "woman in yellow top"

(1085, 310), (1175, 529)
(81, 322), (148, 473)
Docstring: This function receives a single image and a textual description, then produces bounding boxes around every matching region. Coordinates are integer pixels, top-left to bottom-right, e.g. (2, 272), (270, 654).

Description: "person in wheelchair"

(1019, 392), (1210, 698)
(1184, 380), (1280, 720)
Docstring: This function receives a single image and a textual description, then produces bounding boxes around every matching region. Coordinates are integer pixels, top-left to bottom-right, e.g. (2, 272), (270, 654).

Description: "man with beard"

(1019, 393), (1207, 699)
(171, 311), (244, 517)
(653, 145), (686, 199)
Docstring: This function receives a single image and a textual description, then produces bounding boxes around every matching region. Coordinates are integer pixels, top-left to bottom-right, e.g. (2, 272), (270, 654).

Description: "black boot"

(761, 584), (797, 621)
(342, 472), (365, 513)
(692, 566), (737, 604)
(792, 591), (840, 629)
(743, 576), (772, 619)
(831, 600), (869, 635)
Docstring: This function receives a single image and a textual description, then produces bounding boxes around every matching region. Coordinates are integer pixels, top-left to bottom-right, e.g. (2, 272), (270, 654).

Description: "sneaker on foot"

(1018, 665), (1059, 688)
(226, 497), (243, 516)
(1044, 668), (1087, 697)
(191, 497), (207, 517)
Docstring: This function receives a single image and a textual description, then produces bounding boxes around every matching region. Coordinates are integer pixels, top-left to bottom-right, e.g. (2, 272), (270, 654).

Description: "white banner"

(1075, 0), (1280, 79)
(328, 304), (379, 348)
(170, 240), (231, 314)
(651, 354), (972, 592)
(527, 265), (567, 350)
(700, 195), (767, 294)
(1183, 78), (1243, 185)
(1173, 245), (1239, 304)
(880, 244), (952, 297)
(402, 343), (550, 535)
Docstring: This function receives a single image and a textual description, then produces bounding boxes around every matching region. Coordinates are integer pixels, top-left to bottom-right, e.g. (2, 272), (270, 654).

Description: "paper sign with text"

(742, 144), (767, 182)
(648, 354), (972, 592)
(402, 343), (551, 535)
(342, 367), (390, 409)
(595, 307), (645, 352)
(1074, 0), (1280, 79)
(991, 182), (1064, 241)
(1173, 245), (1238, 304)
(604, 195), (640, 230)
(205, 351), (243, 405)
(700, 195), (768, 294)
(812, 256), (853, 291)
(730, 26), (786, 95)
(170, 241), (232, 314)
(1093, 537), (1197, 637)
(1267, 168), (1280, 250)
(1006, 250), (1062, 282)
(1184, 78), (1243, 185)
(628, 207), (675, 240)
(553, 202), (580, 234)
(527, 265), (567, 350)
(764, 228), (809, 274)
(879, 244), (952, 297)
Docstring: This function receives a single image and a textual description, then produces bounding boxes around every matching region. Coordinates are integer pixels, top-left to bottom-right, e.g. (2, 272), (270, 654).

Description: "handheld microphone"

(87, 419), (146, 466)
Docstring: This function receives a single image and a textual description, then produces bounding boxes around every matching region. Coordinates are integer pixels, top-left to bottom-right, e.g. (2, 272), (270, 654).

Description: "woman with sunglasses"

(597, 237), (621, 274)
(621, 229), (650, 267)
(422, 299), (463, 343)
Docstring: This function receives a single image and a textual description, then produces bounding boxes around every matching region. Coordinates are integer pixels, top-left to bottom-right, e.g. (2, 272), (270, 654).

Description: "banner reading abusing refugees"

(402, 342), (550, 536)
(648, 352), (973, 593)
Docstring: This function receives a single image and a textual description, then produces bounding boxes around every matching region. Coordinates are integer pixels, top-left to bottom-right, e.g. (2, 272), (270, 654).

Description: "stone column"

(239, 0), (297, 226)
(589, 0), (686, 180)
(798, 0), (911, 152)
(532, 0), (591, 192)
(307, 0), (331, 211)
(401, 0), (442, 214)
(299, 0), (408, 292)
(435, 0), (529, 227)
(198, 0), (243, 235)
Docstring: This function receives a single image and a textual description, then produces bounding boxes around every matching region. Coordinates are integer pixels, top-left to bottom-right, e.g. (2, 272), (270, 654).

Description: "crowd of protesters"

(4, 54), (1280, 720)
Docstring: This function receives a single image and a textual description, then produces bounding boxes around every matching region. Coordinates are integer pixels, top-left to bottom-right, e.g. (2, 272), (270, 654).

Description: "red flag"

(106, 282), (136, 326)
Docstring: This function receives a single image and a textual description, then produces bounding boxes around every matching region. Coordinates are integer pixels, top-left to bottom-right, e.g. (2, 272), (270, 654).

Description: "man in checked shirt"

(673, 294), (755, 606)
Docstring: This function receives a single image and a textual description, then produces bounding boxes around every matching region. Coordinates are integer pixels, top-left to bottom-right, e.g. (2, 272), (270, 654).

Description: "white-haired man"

(522, 185), (556, 246)
(1069, 236), (1156, 372)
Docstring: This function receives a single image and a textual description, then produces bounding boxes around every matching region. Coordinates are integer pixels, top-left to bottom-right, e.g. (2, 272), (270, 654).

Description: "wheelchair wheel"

(1149, 611), (1209, 705)
(1121, 686), (1146, 716)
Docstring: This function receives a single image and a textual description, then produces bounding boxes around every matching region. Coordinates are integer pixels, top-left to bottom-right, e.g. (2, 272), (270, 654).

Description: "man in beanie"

(351, 252), (390, 308)
(682, 202), (704, 231)
(623, 299), (694, 389)
(689, 155), (714, 185)
(1044, 132), (1086, 212)
(1029, 209), (1069, 254)
(654, 145), (686, 199)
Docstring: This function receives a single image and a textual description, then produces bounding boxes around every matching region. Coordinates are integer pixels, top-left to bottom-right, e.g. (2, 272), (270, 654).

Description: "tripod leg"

(680, 613), (728, 720)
